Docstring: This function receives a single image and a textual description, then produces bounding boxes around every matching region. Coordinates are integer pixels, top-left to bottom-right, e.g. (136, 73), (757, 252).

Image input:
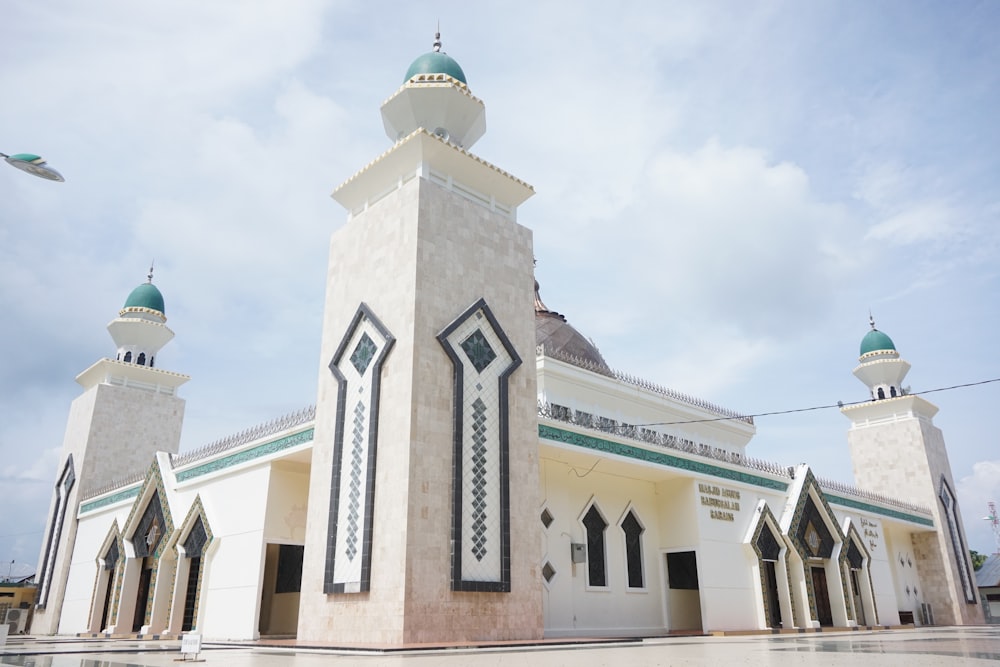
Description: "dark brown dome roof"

(534, 280), (613, 376)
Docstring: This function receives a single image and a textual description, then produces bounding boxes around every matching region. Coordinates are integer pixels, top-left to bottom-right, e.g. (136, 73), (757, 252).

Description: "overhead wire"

(627, 377), (1000, 428)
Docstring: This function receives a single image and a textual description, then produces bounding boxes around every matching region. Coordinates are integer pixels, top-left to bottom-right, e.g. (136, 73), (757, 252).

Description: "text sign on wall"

(861, 516), (881, 552)
(699, 483), (741, 522)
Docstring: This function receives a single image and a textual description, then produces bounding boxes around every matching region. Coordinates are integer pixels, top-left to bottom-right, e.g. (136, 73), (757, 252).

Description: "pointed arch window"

(137, 352), (146, 366)
(582, 504), (608, 587)
(123, 351), (132, 363)
(620, 509), (645, 589)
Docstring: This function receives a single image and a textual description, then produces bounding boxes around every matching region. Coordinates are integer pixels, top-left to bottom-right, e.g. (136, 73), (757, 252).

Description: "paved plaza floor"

(2, 626), (999, 667)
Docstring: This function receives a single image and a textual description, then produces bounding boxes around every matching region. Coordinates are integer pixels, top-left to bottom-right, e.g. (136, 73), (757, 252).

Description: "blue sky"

(2, 1), (999, 576)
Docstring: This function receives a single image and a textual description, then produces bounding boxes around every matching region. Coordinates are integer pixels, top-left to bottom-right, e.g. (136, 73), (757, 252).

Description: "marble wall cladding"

(849, 416), (983, 626)
(299, 175), (542, 644)
(33, 374), (186, 635)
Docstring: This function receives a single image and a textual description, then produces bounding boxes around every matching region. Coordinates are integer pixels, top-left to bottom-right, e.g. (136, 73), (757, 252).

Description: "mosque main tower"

(841, 319), (983, 625)
(298, 33), (544, 643)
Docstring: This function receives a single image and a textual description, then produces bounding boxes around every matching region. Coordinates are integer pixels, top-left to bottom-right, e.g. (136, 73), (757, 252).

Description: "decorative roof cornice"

(537, 345), (752, 424)
(334, 128), (533, 198)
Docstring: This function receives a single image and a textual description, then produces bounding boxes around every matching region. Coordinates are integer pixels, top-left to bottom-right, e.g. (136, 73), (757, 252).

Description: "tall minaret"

(299, 32), (543, 643)
(841, 318), (983, 625)
(32, 271), (189, 634)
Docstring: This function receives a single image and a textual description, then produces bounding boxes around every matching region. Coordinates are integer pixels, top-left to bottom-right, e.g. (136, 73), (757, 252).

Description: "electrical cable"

(628, 377), (1000, 428)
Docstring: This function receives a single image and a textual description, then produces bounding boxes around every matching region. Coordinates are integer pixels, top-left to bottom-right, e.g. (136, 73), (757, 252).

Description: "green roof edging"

(175, 428), (314, 482)
(80, 486), (140, 514)
(539, 424), (788, 491)
(824, 493), (934, 527)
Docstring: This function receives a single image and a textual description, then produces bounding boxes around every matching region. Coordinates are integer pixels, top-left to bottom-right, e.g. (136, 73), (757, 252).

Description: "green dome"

(860, 329), (895, 356)
(123, 282), (165, 314)
(404, 51), (467, 84)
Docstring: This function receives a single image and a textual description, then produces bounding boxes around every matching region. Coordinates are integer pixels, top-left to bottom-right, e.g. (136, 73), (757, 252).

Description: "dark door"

(850, 569), (866, 625)
(99, 572), (114, 632)
(764, 561), (781, 628)
(811, 566), (833, 626)
(132, 559), (153, 632)
(182, 557), (201, 631)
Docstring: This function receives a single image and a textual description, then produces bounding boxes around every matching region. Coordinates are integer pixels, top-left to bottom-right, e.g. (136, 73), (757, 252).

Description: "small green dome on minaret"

(122, 265), (165, 315)
(404, 30), (467, 84)
(860, 315), (895, 356)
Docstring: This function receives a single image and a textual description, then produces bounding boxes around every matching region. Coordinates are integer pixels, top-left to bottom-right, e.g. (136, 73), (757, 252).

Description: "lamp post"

(1, 152), (64, 182)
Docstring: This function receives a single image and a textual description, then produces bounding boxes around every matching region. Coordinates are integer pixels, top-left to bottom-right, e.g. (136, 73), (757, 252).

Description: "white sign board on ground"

(180, 633), (202, 658)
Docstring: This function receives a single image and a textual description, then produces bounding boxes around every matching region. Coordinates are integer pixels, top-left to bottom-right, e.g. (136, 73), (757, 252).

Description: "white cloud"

(866, 200), (956, 245)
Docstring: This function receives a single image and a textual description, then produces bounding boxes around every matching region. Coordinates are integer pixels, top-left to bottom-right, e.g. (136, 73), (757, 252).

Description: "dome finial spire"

(147, 260), (155, 284)
(433, 23), (442, 52)
(868, 310), (876, 330)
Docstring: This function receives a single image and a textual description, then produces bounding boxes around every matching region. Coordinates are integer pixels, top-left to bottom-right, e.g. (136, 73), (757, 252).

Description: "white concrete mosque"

(31, 34), (984, 643)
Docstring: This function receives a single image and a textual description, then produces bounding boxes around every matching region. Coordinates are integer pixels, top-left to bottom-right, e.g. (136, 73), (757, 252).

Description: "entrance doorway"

(763, 561), (781, 628)
(99, 571), (114, 632)
(850, 569), (866, 625)
(132, 557), (153, 632)
(181, 556), (201, 631)
(665, 551), (702, 631)
(810, 566), (833, 626)
(258, 543), (303, 636)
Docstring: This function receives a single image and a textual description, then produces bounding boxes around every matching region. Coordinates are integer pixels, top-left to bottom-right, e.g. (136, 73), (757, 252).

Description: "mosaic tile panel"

(80, 486), (141, 514)
(538, 425), (788, 491)
(165, 495), (214, 633)
(175, 428), (314, 482)
(823, 493), (933, 527)
(840, 522), (871, 623)
(87, 521), (122, 633)
(438, 299), (520, 592)
(325, 304), (395, 594)
(36, 454), (75, 608)
(749, 503), (786, 629)
(785, 470), (846, 626)
(121, 459), (174, 630)
(939, 476), (977, 603)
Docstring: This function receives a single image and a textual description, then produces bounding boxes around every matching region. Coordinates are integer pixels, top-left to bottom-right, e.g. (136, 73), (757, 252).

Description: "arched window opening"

(137, 352), (147, 366)
(876, 387), (885, 400)
(123, 351), (132, 363)
(150, 356), (155, 368)
(890, 386), (897, 398)
(582, 504), (608, 587)
(621, 510), (645, 588)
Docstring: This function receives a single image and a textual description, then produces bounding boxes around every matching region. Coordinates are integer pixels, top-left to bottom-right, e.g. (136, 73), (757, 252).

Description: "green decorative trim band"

(176, 428), (315, 482)
(80, 487), (140, 514)
(539, 424), (788, 491)
(824, 493), (934, 527)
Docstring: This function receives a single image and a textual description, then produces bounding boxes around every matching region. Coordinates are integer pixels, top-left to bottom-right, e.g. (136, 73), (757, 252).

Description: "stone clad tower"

(298, 34), (543, 643)
(32, 271), (189, 634)
(841, 318), (983, 625)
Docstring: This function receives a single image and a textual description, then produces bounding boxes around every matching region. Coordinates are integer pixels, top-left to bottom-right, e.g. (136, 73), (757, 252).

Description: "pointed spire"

(869, 310), (876, 330)
(533, 274), (566, 321)
(433, 23), (442, 52)
(147, 260), (155, 284)
(534, 280), (548, 313)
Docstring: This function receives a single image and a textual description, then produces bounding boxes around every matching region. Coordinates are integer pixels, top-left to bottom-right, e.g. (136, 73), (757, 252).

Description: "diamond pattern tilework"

(461, 329), (496, 373)
(350, 332), (377, 376)
(470, 398), (489, 561)
(440, 302), (519, 588)
(345, 400), (366, 561)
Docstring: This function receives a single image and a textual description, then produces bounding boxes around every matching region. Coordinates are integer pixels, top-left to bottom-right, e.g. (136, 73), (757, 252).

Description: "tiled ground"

(2, 626), (999, 666)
